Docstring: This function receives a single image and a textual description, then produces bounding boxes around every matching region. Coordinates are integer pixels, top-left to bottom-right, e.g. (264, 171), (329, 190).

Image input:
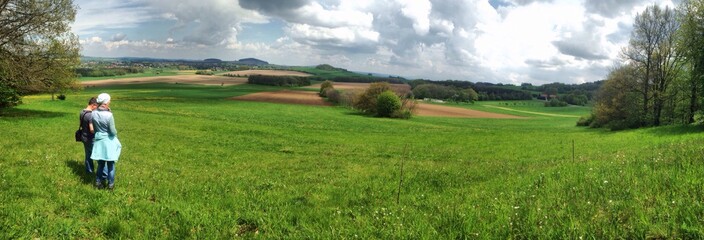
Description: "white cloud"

(397, 0), (432, 35)
(72, 0), (154, 36)
(73, 0), (681, 84)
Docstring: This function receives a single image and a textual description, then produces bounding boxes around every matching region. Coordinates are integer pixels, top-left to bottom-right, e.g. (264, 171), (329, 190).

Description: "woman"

(80, 97), (98, 174)
(91, 93), (122, 190)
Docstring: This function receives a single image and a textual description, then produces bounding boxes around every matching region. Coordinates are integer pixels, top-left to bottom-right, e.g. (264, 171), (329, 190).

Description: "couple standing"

(79, 93), (122, 190)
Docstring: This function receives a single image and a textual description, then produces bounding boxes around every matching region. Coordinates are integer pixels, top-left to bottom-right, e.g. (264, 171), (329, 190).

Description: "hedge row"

(247, 75), (311, 87)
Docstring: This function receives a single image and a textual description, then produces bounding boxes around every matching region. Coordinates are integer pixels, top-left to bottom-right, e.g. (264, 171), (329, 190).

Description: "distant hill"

(237, 58), (268, 65)
(204, 58), (222, 63)
(315, 64), (347, 72)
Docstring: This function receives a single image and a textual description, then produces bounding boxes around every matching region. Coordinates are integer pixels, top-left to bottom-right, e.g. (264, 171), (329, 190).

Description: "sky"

(73, 0), (680, 84)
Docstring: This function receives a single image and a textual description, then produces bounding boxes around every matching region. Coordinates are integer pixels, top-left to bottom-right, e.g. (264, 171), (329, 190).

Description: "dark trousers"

(96, 160), (116, 186)
(82, 141), (94, 173)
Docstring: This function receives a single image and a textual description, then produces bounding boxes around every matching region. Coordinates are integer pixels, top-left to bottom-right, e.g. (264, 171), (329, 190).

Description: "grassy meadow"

(1, 83), (703, 238)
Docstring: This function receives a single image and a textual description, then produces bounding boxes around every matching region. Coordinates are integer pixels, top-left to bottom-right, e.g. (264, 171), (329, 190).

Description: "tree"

(677, 0), (704, 123)
(591, 65), (643, 130)
(465, 88), (479, 103)
(0, 0), (80, 107)
(623, 4), (683, 126)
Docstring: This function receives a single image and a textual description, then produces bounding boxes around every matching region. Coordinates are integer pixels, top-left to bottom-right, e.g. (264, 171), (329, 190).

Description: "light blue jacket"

(91, 108), (122, 161)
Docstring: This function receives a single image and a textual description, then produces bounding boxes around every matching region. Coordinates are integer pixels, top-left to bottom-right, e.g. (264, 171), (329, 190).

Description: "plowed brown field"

(230, 90), (332, 106)
(414, 103), (523, 119)
(231, 90), (523, 118)
(81, 75), (248, 86)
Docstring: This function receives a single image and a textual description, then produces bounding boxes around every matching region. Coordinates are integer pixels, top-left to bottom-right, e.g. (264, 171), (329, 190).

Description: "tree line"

(75, 67), (144, 78)
(583, 1), (704, 130)
(247, 75), (311, 87)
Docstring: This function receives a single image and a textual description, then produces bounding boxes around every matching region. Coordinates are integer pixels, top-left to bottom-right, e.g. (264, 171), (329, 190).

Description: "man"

(80, 97), (98, 173)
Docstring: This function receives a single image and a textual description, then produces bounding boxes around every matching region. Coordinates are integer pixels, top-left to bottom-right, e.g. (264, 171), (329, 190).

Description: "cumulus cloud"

(145, 0), (268, 46)
(238, 0), (310, 16)
(111, 33), (127, 41)
(73, 0), (679, 84)
(584, 0), (647, 17)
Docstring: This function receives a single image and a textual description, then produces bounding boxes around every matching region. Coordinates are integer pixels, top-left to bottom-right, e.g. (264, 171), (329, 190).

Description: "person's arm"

(86, 112), (94, 134)
(108, 114), (118, 136)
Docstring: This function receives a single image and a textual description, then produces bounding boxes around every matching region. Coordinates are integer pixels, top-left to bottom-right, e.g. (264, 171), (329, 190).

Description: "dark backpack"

(75, 111), (88, 142)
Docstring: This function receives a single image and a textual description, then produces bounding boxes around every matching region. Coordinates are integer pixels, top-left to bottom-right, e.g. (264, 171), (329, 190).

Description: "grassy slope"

(1, 83), (703, 238)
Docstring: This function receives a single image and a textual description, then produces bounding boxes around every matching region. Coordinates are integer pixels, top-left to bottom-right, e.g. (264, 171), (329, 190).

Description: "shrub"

(353, 82), (391, 114)
(195, 70), (214, 75)
(376, 90), (402, 117)
(338, 90), (360, 108)
(325, 88), (340, 104)
(693, 111), (704, 125)
(0, 82), (21, 108)
(319, 80), (333, 97)
(576, 114), (594, 126)
(544, 98), (568, 107)
(57, 94), (66, 100)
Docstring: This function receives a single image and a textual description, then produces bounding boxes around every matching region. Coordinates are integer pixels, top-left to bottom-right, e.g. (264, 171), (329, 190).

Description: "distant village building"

(539, 94), (558, 101)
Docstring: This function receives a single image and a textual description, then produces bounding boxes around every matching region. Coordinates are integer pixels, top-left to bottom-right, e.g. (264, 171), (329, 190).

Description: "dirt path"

(81, 75), (248, 86)
(221, 70), (312, 77)
(230, 90), (332, 106)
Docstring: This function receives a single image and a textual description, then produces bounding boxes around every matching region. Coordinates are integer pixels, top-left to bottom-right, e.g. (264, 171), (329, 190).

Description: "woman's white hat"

(96, 93), (111, 104)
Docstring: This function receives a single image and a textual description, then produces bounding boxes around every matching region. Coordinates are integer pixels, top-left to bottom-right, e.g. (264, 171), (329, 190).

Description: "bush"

(248, 75), (311, 87)
(57, 94), (66, 100)
(195, 70), (214, 75)
(319, 80), (333, 97)
(325, 88), (340, 104)
(0, 82), (21, 108)
(338, 90), (360, 108)
(376, 90), (401, 117)
(693, 111), (704, 125)
(544, 98), (568, 107)
(354, 82), (391, 114)
(576, 114), (594, 126)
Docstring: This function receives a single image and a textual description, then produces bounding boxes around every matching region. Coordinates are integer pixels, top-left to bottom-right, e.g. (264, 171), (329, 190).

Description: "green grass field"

(1, 83), (703, 238)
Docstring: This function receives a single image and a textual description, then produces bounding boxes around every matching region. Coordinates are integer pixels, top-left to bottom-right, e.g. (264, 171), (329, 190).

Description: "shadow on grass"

(643, 124), (704, 136)
(0, 108), (68, 119)
(65, 159), (94, 184)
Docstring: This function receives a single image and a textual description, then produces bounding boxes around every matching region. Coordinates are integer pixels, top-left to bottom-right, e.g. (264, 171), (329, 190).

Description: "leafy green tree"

(677, 0), (704, 123)
(624, 4), (682, 126)
(465, 88), (479, 103)
(0, 0), (80, 106)
(591, 65), (642, 130)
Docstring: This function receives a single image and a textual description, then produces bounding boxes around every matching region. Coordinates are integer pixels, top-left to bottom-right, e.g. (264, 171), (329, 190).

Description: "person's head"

(96, 93), (111, 107)
(87, 97), (98, 110)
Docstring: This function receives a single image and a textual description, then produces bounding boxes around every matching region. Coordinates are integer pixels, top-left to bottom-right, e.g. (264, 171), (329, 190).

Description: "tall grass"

(0, 83), (702, 238)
